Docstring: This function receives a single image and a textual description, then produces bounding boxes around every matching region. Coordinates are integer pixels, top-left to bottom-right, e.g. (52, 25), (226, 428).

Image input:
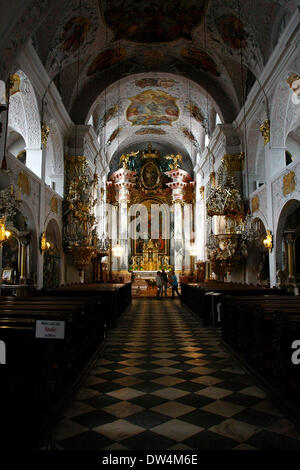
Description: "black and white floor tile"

(53, 298), (300, 450)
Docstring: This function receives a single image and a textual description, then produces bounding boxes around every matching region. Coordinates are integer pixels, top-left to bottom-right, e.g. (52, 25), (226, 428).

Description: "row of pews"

(0, 282), (131, 449)
(181, 282), (300, 419)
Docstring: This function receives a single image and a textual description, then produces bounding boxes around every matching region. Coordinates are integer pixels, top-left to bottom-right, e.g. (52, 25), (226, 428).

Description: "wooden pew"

(220, 294), (300, 415)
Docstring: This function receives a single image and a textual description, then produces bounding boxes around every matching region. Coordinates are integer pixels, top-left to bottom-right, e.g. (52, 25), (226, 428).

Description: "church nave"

(53, 299), (300, 451)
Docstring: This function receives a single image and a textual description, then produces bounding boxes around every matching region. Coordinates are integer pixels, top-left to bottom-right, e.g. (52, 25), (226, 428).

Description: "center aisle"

(53, 298), (300, 450)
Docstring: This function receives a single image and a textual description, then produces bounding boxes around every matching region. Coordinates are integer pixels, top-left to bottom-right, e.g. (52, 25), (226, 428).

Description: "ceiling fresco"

(135, 78), (175, 89)
(99, 0), (208, 43)
(126, 90), (179, 126)
(135, 128), (166, 135)
(22, 0), (296, 169)
(87, 47), (126, 76)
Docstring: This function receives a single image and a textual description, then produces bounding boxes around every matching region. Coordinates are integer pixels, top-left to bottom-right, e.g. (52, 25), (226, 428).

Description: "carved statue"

(165, 153), (182, 170)
(120, 151), (139, 169)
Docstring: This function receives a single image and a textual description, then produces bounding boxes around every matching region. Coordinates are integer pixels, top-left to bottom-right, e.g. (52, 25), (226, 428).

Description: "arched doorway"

(276, 200), (300, 288)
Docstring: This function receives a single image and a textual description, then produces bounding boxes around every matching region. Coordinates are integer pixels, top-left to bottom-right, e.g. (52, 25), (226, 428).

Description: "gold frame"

(2, 268), (13, 283)
(140, 161), (161, 190)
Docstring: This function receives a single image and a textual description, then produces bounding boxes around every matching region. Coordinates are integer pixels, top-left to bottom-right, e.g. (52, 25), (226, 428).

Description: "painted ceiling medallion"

(126, 90), (179, 126)
(135, 78), (175, 88)
(61, 16), (91, 53)
(87, 47), (126, 76)
(187, 102), (204, 125)
(181, 48), (220, 77)
(135, 128), (166, 135)
(107, 127), (123, 145)
(99, 0), (207, 43)
(216, 15), (247, 50)
(181, 126), (197, 144)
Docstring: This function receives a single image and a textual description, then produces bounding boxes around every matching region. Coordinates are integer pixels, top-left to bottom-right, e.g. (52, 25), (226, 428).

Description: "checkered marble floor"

(53, 298), (300, 450)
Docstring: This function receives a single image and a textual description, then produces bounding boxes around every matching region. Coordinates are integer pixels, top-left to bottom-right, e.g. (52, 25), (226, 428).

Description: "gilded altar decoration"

(126, 90), (179, 126)
(263, 230), (273, 252)
(206, 177), (244, 217)
(64, 156), (98, 250)
(222, 153), (244, 172)
(210, 172), (216, 187)
(41, 121), (50, 148)
(165, 153), (182, 170)
(50, 196), (58, 213)
(251, 195), (259, 213)
(283, 171), (296, 196)
(259, 119), (270, 146)
(40, 231), (51, 252)
(141, 144), (160, 159)
(17, 172), (30, 195)
(0, 216), (11, 244)
(141, 161), (161, 190)
(100, 0), (207, 43)
(199, 186), (205, 199)
(120, 151), (139, 169)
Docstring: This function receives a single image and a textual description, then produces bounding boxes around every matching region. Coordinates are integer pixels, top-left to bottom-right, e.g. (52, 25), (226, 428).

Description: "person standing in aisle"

(161, 269), (168, 297)
(156, 271), (162, 298)
(170, 271), (180, 298)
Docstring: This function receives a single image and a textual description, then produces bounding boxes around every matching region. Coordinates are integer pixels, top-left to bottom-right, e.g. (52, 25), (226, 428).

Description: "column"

(264, 145), (276, 287)
(119, 200), (128, 272)
(285, 231), (296, 284)
(19, 240), (27, 283)
(174, 202), (183, 274)
(37, 144), (46, 289)
(26, 148), (43, 178)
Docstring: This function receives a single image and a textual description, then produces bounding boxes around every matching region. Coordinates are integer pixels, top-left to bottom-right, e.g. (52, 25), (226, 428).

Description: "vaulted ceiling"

(21, 0), (298, 164)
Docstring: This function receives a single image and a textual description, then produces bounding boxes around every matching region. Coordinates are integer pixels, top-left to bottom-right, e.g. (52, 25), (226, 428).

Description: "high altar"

(107, 144), (195, 278)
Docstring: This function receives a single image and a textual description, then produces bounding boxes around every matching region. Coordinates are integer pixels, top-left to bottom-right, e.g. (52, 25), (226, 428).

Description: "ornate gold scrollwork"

(259, 119), (270, 146)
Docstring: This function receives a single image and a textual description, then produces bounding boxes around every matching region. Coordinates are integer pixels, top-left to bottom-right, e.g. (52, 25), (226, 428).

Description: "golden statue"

(120, 151), (139, 169)
(165, 153), (182, 170)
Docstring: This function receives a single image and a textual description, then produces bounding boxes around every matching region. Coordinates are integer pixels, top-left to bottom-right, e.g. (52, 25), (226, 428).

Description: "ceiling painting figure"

(99, 0), (207, 43)
(87, 47), (126, 76)
(181, 48), (221, 77)
(126, 90), (179, 126)
(216, 15), (248, 50)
